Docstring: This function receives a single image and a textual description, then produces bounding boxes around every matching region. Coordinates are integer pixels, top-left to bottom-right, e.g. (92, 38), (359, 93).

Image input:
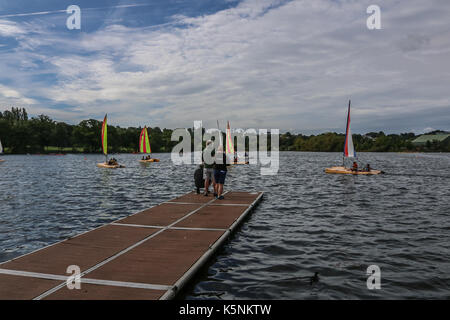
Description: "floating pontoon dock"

(0, 191), (263, 300)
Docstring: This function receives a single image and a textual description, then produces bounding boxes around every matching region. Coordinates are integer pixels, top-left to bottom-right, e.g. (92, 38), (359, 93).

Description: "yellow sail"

(139, 126), (151, 153)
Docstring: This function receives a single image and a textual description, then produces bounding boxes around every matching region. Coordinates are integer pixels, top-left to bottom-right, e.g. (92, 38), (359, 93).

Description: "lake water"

(0, 152), (449, 299)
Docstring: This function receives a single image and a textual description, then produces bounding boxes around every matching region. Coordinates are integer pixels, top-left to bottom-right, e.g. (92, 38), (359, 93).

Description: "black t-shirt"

(214, 152), (227, 171)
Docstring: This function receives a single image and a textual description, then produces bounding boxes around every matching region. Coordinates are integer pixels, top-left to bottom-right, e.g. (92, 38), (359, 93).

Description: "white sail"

(217, 120), (223, 147)
(0, 139), (3, 154)
(345, 127), (355, 157)
(344, 101), (355, 158)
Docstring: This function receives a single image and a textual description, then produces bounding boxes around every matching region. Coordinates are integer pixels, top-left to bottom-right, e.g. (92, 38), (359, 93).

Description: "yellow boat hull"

(97, 163), (125, 169)
(139, 159), (160, 163)
(325, 166), (381, 175)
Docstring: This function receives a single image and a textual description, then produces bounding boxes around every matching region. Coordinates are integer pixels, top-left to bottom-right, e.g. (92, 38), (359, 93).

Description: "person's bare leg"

(218, 184), (223, 197)
(213, 175), (219, 196)
(204, 178), (210, 195)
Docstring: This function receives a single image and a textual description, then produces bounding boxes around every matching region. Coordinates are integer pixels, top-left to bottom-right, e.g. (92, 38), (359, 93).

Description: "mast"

(101, 114), (108, 163)
(217, 120), (223, 148)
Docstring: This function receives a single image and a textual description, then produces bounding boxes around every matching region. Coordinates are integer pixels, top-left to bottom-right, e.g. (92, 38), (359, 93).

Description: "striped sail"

(226, 121), (234, 155)
(101, 114), (108, 155)
(139, 126), (151, 153)
(344, 101), (355, 158)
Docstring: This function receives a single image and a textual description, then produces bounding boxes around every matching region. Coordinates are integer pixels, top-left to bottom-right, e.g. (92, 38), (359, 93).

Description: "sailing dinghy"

(96, 114), (125, 168)
(226, 121), (248, 165)
(138, 126), (159, 163)
(325, 100), (381, 175)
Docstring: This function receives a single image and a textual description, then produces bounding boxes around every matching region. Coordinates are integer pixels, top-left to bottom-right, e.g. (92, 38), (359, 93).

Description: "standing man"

(213, 146), (228, 200)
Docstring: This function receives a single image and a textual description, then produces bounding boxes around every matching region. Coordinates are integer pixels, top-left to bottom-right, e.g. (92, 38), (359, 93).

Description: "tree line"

(279, 131), (449, 152)
(0, 107), (176, 153)
(0, 107), (449, 153)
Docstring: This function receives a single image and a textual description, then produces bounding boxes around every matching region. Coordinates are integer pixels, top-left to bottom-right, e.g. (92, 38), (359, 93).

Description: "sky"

(0, 0), (449, 134)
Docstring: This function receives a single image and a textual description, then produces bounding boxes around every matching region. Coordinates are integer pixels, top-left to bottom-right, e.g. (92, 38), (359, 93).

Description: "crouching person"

(203, 140), (215, 196)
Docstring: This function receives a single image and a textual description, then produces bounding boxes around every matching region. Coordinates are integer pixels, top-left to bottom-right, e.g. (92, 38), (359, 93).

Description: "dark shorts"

(214, 170), (227, 185)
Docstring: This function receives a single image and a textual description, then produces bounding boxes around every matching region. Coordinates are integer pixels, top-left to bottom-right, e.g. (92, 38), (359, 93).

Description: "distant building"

(412, 133), (450, 146)
(362, 134), (375, 141)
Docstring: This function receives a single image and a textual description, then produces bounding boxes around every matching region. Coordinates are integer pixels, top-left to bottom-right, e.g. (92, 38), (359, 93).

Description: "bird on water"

(310, 272), (319, 286)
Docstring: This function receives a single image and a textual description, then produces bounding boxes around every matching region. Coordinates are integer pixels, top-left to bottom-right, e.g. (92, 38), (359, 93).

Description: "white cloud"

(0, 19), (27, 37)
(1, 0), (450, 132)
(0, 84), (36, 105)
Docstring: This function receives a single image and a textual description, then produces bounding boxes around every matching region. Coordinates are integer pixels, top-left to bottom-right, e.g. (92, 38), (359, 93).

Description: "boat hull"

(97, 163), (125, 169)
(325, 166), (381, 175)
(232, 161), (249, 165)
(0, 159), (5, 162)
(139, 159), (160, 163)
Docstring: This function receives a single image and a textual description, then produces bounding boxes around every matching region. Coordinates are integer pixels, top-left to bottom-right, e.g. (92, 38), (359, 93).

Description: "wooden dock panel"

(43, 283), (165, 300)
(86, 229), (224, 286)
(1, 225), (158, 275)
(214, 191), (262, 205)
(169, 192), (213, 204)
(0, 274), (61, 300)
(116, 203), (201, 226)
(175, 205), (247, 229)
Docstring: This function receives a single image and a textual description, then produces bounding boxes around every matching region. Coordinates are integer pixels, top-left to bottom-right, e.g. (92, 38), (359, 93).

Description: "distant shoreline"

(3, 151), (449, 156)
(1, 107), (449, 154)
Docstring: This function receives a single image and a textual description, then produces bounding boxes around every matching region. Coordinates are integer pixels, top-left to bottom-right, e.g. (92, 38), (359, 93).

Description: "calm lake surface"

(0, 152), (449, 299)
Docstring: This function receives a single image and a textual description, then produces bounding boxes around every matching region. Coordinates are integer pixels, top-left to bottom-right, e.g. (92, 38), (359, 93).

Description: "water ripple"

(1, 152), (449, 299)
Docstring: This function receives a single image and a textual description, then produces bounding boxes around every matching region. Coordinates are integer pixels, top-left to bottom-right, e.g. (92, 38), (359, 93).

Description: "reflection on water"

(0, 152), (449, 299)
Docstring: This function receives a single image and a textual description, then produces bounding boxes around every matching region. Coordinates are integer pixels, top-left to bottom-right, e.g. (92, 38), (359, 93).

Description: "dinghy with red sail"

(226, 121), (248, 165)
(97, 114), (125, 168)
(325, 100), (381, 175)
(138, 126), (159, 163)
